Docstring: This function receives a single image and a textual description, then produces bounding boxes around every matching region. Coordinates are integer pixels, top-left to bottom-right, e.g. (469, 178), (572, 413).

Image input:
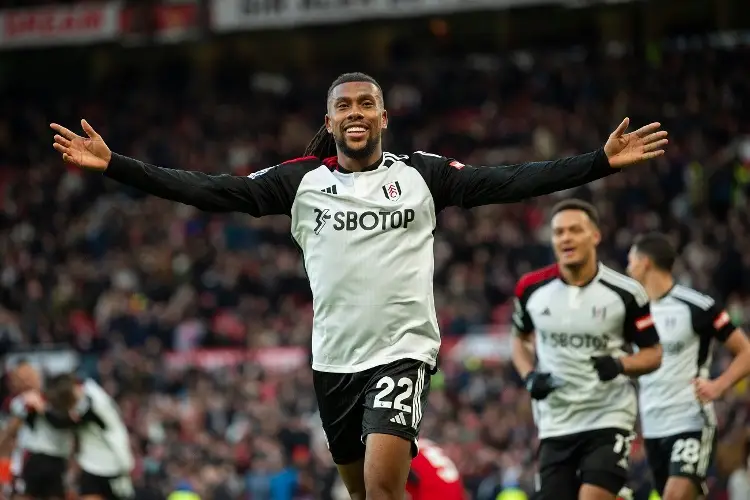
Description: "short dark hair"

(550, 198), (600, 226)
(45, 372), (78, 412)
(633, 232), (677, 271)
(305, 72), (383, 160)
(326, 72), (383, 105)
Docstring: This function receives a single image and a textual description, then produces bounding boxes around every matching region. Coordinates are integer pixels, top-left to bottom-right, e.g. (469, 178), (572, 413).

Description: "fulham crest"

(382, 181), (402, 202)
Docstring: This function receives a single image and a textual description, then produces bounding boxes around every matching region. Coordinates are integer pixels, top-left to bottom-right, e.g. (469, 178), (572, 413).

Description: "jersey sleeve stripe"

(600, 266), (650, 305)
(515, 264), (560, 299)
(280, 156), (319, 165)
(670, 285), (715, 310)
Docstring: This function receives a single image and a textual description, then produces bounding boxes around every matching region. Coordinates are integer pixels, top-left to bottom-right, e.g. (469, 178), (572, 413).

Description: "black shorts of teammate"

(644, 428), (716, 497)
(313, 358), (432, 465)
(536, 428), (635, 500)
(12, 452), (67, 499)
(79, 471), (135, 500)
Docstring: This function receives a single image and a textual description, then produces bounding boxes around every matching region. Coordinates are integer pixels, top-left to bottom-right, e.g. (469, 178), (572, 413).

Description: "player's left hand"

(591, 356), (624, 381)
(604, 118), (668, 168)
(693, 377), (726, 403)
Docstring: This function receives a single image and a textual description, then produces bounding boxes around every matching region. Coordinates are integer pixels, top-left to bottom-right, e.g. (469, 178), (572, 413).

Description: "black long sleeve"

(411, 149), (615, 212)
(104, 153), (315, 217)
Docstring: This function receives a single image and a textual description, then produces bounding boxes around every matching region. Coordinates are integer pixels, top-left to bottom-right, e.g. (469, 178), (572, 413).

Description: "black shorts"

(314, 358), (432, 465)
(644, 427), (716, 496)
(536, 428), (635, 500)
(13, 452), (67, 499)
(79, 470), (134, 500)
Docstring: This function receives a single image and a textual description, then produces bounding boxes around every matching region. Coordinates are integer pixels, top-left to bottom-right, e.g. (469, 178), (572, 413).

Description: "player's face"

(551, 209), (600, 268)
(326, 82), (387, 161)
(626, 246), (648, 283)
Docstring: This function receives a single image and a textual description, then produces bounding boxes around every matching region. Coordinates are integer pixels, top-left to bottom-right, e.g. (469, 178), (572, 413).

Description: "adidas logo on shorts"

(390, 412), (407, 425)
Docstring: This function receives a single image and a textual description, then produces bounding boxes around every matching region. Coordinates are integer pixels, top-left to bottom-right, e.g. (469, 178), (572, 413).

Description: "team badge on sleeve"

(449, 160), (465, 170)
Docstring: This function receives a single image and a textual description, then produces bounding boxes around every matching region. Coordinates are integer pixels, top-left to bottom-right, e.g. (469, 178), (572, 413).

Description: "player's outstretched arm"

(416, 119), (667, 210)
(51, 120), (292, 217)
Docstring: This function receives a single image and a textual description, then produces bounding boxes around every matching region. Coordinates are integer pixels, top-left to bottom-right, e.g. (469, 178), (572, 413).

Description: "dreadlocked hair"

(304, 72), (383, 159)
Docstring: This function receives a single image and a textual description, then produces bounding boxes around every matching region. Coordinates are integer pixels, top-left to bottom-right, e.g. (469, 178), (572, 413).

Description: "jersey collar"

(323, 154), (384, 173)
(559, 263), (602, 288)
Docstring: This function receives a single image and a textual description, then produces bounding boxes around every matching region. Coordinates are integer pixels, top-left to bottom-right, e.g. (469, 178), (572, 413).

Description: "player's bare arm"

(694, 327), (750, 402)
(511, 330), (536, 380)
(619, 343), (663, 377)
(0, 391), (44, 454)
(0, 417), (22, 455)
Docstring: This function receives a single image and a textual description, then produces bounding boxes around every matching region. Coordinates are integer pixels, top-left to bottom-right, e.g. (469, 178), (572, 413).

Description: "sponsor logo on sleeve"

(713, 310), (730, 330)
(635, 315), (654, 331)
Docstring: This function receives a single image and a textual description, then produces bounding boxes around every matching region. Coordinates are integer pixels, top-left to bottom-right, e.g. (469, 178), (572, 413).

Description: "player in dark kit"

(51, 72), (668, 500)
(512, 200), (664, 500)
(627, 232), (750, 500)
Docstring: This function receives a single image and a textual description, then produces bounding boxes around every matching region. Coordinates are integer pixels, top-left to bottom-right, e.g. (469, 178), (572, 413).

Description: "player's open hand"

(604, 118), (668, 168)
(50, 119), (111, 171)
(693, 377), (726, 403)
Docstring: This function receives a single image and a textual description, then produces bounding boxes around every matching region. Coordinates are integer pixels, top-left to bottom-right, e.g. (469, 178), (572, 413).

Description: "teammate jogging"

(406, 439), (464, 500)
(0, 364), (74, 500)
(50, 72), (668, 500)
(626, 232), (750, 500)
(45, 374), (134, 500)
(512, 199), (663, 500)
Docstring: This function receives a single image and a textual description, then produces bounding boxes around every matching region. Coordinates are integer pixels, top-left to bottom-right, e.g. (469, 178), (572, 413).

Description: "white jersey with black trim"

(75, 379), (134, 477)
(513, 263), (660, 439)
(104, 148), (616, 373)
(638, 284), (736, 438)
(7, 395), (73, 475)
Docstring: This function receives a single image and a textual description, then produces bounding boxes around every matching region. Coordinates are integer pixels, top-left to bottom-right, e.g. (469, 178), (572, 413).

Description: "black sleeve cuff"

(103, 153), (139, 181)
(592, 148), (614, 174)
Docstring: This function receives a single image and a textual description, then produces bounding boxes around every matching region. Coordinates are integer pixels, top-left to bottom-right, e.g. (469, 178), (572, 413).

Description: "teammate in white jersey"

(627, 232), (750, 500)
(51, 73), (668, 500)
(512, 199), (663, 500)
(0, 363), (73, 500)
(45, 374), (134, 500)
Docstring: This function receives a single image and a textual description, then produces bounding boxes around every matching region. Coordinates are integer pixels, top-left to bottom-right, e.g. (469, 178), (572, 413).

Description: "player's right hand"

(524, 371), (559, 400)
(50, 119), (111, 171)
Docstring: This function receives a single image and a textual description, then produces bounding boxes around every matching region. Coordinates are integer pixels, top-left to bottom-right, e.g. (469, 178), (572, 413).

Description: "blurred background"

(0, 0), (749, 499)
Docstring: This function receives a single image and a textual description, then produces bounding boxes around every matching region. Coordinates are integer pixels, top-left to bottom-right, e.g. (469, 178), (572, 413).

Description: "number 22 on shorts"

(373, 375), (414, 413)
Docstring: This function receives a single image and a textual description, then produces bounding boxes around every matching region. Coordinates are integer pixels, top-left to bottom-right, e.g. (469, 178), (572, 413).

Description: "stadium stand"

(1, 0), (750, 499)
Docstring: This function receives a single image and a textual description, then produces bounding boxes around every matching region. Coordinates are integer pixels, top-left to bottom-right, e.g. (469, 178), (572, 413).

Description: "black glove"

(591, 356), (624, 381)
(524, 371), (559, 400)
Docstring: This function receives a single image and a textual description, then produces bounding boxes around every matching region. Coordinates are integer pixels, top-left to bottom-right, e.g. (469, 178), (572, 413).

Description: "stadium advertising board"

(0, 1), (121, 48)
(3, 347), (80, 375)
(212, 0), (554, 32)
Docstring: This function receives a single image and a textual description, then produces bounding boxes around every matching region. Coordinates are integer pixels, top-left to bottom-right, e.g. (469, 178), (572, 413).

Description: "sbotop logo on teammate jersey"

(312, 207), (416, 234)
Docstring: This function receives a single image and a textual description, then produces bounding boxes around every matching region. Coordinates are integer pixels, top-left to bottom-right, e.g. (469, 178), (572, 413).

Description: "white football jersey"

(74, 379), (134, 477)
(639, 285), (734, 438)
(513, 264), (659, 439)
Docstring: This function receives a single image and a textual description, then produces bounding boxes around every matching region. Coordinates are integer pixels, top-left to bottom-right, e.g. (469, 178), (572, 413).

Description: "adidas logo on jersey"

(390, 412), (407, 425)
(321, 185), (338, 195)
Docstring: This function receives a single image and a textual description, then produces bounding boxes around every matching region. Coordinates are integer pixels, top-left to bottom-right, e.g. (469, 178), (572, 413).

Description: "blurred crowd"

(1, 28), (750, 499)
